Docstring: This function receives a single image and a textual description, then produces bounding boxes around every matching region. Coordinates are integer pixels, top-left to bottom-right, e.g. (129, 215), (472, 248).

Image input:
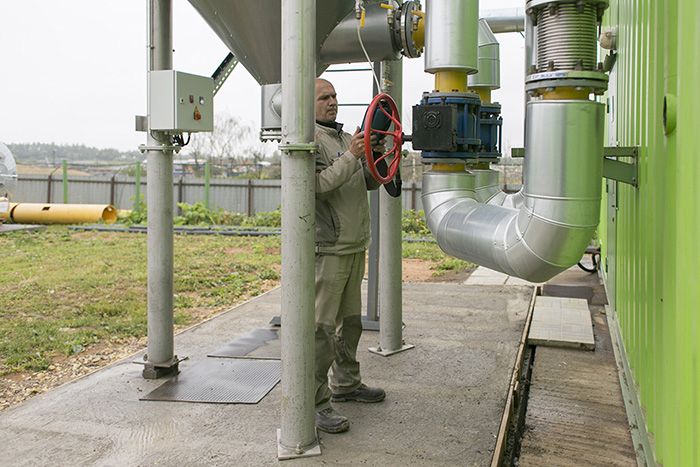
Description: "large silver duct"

(424, 0), (479, 74)
(480, 7), (525, 33)
(468, 19), (500, 90)
(319, 2), (399, 64)
(422, 100), (604, 283)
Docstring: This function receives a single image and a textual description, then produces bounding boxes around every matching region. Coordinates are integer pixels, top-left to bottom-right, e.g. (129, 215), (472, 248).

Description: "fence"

(15, 174), (425, 215)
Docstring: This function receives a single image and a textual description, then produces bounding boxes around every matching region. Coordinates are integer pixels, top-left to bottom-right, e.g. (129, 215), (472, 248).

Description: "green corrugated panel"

(605, 0), (700, 464)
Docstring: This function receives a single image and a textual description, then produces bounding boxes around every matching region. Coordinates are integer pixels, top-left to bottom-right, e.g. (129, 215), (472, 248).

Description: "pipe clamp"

(138, 144), (182, 154)
(279, 142), (317, 153)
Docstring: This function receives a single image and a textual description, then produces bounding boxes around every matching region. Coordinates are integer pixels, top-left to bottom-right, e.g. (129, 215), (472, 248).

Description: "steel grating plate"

(140, 359), (281, 404)
(208, 328), (280, 360)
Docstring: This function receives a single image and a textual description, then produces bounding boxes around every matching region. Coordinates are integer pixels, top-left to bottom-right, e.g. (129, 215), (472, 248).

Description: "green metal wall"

(601, 0), (699, 465)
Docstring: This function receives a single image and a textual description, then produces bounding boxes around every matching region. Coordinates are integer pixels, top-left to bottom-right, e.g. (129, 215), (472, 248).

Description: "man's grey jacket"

(314, 122), (380, 256)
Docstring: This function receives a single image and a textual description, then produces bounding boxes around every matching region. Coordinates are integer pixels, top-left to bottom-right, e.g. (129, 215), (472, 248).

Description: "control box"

(149, 70), (214, 132)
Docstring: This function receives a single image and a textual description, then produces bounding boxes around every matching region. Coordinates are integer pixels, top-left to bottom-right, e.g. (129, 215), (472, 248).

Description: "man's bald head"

(315, 79), (338, 124)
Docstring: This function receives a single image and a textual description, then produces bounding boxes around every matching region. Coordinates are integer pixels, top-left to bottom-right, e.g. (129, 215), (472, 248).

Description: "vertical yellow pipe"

(435, 71), (467, 92)
(470, 88), (492, 102)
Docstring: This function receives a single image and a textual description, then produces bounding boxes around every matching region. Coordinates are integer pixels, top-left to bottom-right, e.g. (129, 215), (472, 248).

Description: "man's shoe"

(331, 384), (386, 403)
(315, 407), (350, 433)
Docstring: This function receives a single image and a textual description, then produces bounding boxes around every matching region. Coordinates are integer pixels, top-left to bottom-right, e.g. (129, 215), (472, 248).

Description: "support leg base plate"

(368, 343), (415, 357)
(277, 428), (321, 460)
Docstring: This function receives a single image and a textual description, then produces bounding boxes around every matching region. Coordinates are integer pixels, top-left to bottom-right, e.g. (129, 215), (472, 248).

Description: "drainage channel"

(491, 287), (538, 467)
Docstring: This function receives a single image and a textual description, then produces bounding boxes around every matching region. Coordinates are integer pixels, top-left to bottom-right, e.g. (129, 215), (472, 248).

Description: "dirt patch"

(402, 258), (476, 284)
(0, 338), (146, 412)
(0, 260), (472, 412)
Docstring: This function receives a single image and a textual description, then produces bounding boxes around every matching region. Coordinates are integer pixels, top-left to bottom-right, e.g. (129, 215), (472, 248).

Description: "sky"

(0, 0), (525, 155)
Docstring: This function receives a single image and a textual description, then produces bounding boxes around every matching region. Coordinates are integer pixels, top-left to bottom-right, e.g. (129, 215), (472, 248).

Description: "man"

(313, 78), (386, 434)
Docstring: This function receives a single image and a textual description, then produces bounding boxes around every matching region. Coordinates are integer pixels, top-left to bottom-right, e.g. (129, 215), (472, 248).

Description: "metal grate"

(208, 328), (280, 360)
(141, 359), (281, 404)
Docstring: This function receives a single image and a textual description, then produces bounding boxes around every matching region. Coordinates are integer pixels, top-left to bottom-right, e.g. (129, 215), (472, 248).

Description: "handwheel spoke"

(374, 151), (391, 164)
(379, 102), (402, 129)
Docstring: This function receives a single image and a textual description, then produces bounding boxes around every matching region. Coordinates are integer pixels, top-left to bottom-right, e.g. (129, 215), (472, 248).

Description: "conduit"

(1, 203), (117, 224)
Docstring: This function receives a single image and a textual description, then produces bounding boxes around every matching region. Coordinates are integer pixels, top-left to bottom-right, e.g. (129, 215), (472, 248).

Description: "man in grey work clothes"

(313, 78), (386, 434)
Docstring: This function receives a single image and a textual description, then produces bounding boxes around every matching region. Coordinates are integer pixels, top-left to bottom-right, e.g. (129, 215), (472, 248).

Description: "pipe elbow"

(421, 99), (605, 283)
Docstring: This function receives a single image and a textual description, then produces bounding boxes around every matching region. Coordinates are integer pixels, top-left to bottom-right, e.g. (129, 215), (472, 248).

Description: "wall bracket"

(603, 146), (638, 187)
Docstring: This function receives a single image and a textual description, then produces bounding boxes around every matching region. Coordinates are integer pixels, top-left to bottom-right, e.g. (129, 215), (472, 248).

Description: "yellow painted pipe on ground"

(7, 203), (117, 225)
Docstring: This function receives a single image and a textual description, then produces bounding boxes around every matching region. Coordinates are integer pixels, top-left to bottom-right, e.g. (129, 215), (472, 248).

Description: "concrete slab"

(464, 266), (544, 287)
(0, 282), (532, 467)
(464, 266), (510, 285)
(528, 296), (595, 350)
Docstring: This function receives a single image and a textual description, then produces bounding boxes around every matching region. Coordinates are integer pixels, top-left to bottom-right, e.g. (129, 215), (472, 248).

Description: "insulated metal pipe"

(422, 100), (604, 283)
(278, 0), (318, 458)
(319, 2), (400, 65)
(378, 59), (404, 354)
(424, 0), (479, 75)
(480, 7), (525, 33)
(468, 19), (500, 92)
(145, 0), (175, 372)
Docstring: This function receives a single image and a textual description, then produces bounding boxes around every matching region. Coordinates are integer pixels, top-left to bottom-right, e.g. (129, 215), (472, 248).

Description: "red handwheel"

(363, 93), (403, 184)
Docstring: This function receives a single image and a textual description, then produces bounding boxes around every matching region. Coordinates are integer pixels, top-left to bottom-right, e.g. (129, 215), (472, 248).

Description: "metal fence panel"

(15, 175), (422, 215)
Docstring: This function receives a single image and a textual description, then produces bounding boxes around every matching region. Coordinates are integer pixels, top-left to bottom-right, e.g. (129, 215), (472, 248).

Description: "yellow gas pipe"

(0, 203), (117, 225)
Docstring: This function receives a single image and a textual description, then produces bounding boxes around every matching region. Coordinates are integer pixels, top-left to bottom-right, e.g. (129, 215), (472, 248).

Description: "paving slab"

(0, 282), (532, 467)
(464, 266), (544, 287)
(528, 296), (595, 350)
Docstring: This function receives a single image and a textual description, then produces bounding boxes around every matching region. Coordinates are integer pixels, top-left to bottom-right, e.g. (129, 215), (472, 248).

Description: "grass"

(0, 226), (281, 376)
(0, 221), (470, 377)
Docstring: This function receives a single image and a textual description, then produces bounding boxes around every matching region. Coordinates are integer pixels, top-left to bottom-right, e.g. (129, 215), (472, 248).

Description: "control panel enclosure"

(149, 70), (214, 132)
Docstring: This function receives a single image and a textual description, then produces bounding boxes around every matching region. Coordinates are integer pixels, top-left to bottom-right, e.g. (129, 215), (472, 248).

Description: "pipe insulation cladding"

(422, 100), (604, 283)
(424, 0), (479, 74)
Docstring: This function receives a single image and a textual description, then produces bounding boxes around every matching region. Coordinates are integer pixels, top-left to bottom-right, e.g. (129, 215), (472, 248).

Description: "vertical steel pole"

(143, 0), (177, 378)
(62, 160), (68, 204)
(204, 160), (211, 209)
(134, 162), (141, 213)
(277, 0), (320, 459)
(365, 61), (383, 330)
(370, 60), (414, 357)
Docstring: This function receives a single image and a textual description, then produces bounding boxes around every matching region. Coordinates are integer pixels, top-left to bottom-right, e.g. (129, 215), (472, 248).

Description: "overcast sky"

(0, 1), (525, 155)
